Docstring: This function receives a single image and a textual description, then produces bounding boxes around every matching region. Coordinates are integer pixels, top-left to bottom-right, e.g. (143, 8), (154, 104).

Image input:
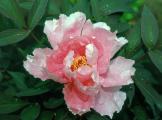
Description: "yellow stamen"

(71, 56), (88, 71)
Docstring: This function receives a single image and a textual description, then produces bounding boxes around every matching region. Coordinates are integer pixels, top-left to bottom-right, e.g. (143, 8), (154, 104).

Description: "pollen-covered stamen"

(71, 56), (88, 71)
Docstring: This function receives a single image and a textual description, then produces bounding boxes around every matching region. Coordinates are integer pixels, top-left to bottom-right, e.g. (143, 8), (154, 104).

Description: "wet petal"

(63, 83), (94, 115)
(85, 44), (98, 65)
(44, 12), (86, 49)
(24, 48), (53, 80)
(93, 87), (126, 119)
(101, 56), (135, 87)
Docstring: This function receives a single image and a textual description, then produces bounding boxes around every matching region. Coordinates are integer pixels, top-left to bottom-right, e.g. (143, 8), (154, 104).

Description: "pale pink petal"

(92, 21), (128, 58)
(59, 37), (87, 57)
(63, 51), (75, 79)
(110, 37), (128, 58)
(93, 87), (126, 119)
(46, 37), (90, 83)
(63, 84), (94, 115)
(64, 51), (74, 68)
(77, 66), (93, 75)
(82, 20), (129, 74)
(89, 29), (116, 74)
(46, 49), (70, 83)
(74, 66), (100, 95)
(101, 56), (135, 87)
(81, 20), (93, 36)
(85, 44), (98, 65)
(44, 19), (59, 49)
(82, 20), (115, 74)
(23, 48), (53, 80)
(44, 12), (86, 49)
(93, 22), (111, 31)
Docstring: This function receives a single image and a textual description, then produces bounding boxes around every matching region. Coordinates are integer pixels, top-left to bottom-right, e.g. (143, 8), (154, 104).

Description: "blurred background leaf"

(20, 104), (40, 120)
(0, 29), (30, 46)
(0, 0), (25, 28)
(141, 5), (159, 49)
(27, 0), (49, 29)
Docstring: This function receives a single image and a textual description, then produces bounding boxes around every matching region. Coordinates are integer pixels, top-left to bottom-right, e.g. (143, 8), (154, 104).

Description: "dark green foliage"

(141, 5), (159, 49)
(20, 104), (41, 120)
(0, 0), (25, 28)
(0, 0), (162, 120)
(148, 50), (162, 73)
(0, 97), (28, 114)
(0, 29), (30, 46)
(27, 0), (49, 29)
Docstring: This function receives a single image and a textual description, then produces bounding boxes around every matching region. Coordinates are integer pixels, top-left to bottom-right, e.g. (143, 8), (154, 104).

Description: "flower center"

(70, 56), (88, 71)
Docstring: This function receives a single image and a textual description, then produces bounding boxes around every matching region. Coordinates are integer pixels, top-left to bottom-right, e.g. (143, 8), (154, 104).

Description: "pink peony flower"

(24, 12), (135, 118)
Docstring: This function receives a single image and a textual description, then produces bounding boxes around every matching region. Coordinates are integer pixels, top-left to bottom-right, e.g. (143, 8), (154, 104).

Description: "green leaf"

(0, 16), (15, 31)
(55, 108), (68, 120)
(90, 0), (132, 21)
(16, 87), (50, 97)
(122, 84), (135, 107)
(0, 99), (28, 114)
(135, 68), (158, 84)
(134, 70), (162, 111)
(55, 108), (75, 120)
(141, 5), (159, 49)
(21, 104), (40, 120)
(101, 0), (132, 15)
(106, 14), (130, 33)
(85, 111), (109, 120)
(131, 49), (145, 61)
(16, 79), (53, 97)
(4, 86), (17, 97)
(0, 0), (25, 28)
(126, 22), (141, 56)
(131, 106), (148, 120)
(19, 1), (33, 11)
(60, 0), (73, 15)
(0, 115), (19, 120)
(38, 111), (53, 120)
(28, 0), (49, 29)
(90, 0), (102, 21)
(0, 29), (30, 46)
(0, 72), (3, 82)
(0, 49), (11, 69)
(47, 0), (60, 16)
(148, 50), (162, 73)
(71, 0), (91, 18)
(43, 98), (64, 109)
(9, 72), (28, 90)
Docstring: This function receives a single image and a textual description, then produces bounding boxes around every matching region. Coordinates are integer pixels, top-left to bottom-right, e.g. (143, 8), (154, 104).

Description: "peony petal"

(46, 49), (70, 83)
(82, 20), (129, 74)
(101, 56), (135, 87)
(74, 66), (100, 95)
(93, 87), (126, 119)
(63, 83), (94, 115)
(63, 50), (75, 79)
(93, 22), (128, 58)
(23, 48), (53, 80)
(44, 19), (59, 49)
(93, 22), (111, 31)
(64, 50), (74, 69)
(44, 12), (86, 49)
(85, 44), (98, 65)
(46, 37), (90, 83)
(77, 66), (93, 76)
(90, 29), (116, 74)
(110, 37), (128, 58)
